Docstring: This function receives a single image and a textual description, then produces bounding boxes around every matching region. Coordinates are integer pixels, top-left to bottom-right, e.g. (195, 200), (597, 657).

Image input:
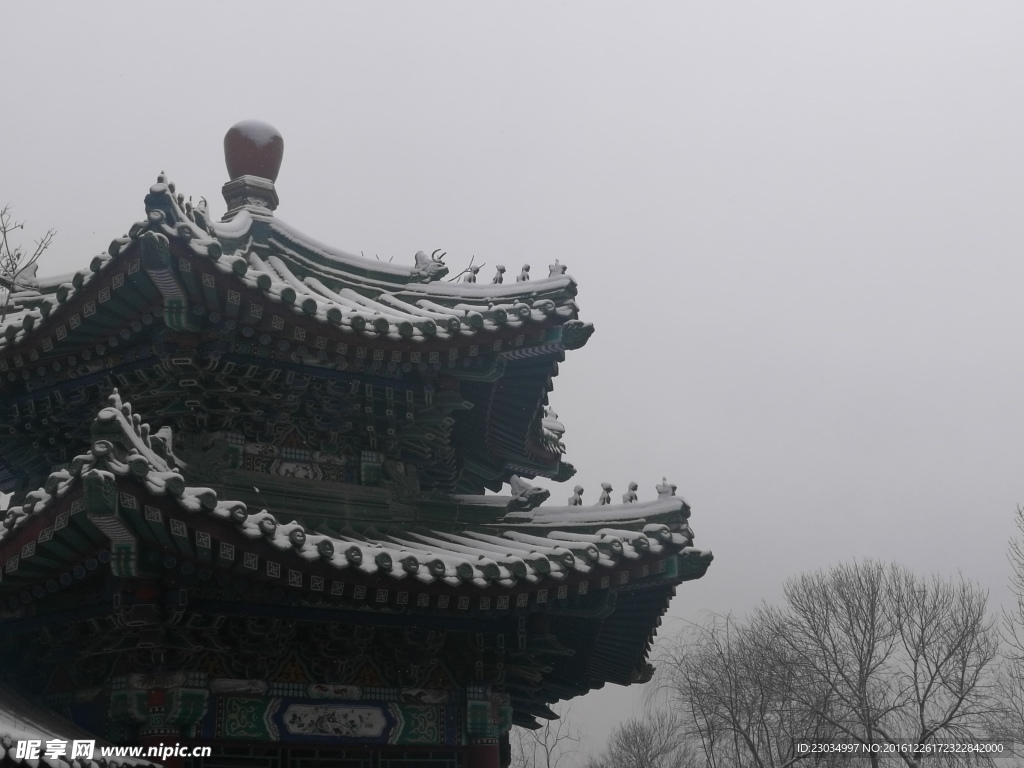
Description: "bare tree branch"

(990, 506), (1024, 760)
(584, 709), (698, 768)
(510, 704), (582, 768)
(0, 205), (56, 322)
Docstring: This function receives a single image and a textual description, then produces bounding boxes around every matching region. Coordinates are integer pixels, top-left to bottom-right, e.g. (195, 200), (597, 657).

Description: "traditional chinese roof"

(0, 392), (707, 594)
(0, 393), (710, 726)
(0, 170), (590, 495)
(0, 122), (711, 735)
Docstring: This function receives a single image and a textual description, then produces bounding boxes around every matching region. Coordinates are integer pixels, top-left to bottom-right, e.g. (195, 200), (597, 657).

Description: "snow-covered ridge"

(0, 174), (590, 353)
(0, 394), (701, 592)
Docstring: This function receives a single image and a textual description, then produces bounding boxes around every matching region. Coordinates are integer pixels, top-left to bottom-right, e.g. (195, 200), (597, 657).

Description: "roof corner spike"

(222, 120), (284, 221)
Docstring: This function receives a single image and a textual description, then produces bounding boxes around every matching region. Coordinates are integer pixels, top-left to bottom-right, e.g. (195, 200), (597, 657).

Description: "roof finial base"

(222, 175), (279, 220)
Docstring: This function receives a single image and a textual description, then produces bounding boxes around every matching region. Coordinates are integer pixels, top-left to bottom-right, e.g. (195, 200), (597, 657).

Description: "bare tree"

(606, 709), (698, 768)
(991, 506), (1024, 756)
(666, 613), (838, 768)
(665, 562), (1000, 768)
(0, 205), (55, 321)
(778, 562), (999, 767)
(510, 704), (582, 768)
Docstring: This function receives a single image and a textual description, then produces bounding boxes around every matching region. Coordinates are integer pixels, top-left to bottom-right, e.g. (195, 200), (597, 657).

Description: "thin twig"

(0, 205), (56, 322)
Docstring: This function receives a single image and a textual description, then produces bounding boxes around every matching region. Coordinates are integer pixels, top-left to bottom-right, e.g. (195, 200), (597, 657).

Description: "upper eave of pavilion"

(0, 169), (592, 495)
(0, 175), (591, 356)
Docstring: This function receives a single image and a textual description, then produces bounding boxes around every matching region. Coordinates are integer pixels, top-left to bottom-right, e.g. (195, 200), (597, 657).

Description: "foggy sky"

(3, 2), (1024, 759)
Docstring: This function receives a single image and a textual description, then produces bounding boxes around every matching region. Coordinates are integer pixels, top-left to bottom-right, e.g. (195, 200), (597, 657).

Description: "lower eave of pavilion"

(0, 470), (709, 625)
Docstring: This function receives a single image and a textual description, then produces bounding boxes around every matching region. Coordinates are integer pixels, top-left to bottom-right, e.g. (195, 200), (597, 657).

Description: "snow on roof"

(0, 394), (698, 593)
(0, 681), (158, 767)
(0, 175), (589, 353)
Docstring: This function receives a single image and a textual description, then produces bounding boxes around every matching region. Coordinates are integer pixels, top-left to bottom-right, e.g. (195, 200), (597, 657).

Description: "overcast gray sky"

(4, 1), (1024, 759)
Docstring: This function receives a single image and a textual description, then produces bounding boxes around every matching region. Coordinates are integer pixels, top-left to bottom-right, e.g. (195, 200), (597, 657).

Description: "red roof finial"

(224, 120), (284, 182)
(222, 120), (283, 219)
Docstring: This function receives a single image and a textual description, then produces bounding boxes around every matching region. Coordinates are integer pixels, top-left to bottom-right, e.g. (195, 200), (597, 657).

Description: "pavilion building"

(0, 122), (712, 768)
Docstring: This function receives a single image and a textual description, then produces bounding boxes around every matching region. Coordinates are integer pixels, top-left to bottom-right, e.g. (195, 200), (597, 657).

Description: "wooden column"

(499, 731), (511, 768)
(467, 739), (501, 768)
(136, 734), (185, 768)
(135, 685), (209, 768)
(464, 686), (511, 768)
